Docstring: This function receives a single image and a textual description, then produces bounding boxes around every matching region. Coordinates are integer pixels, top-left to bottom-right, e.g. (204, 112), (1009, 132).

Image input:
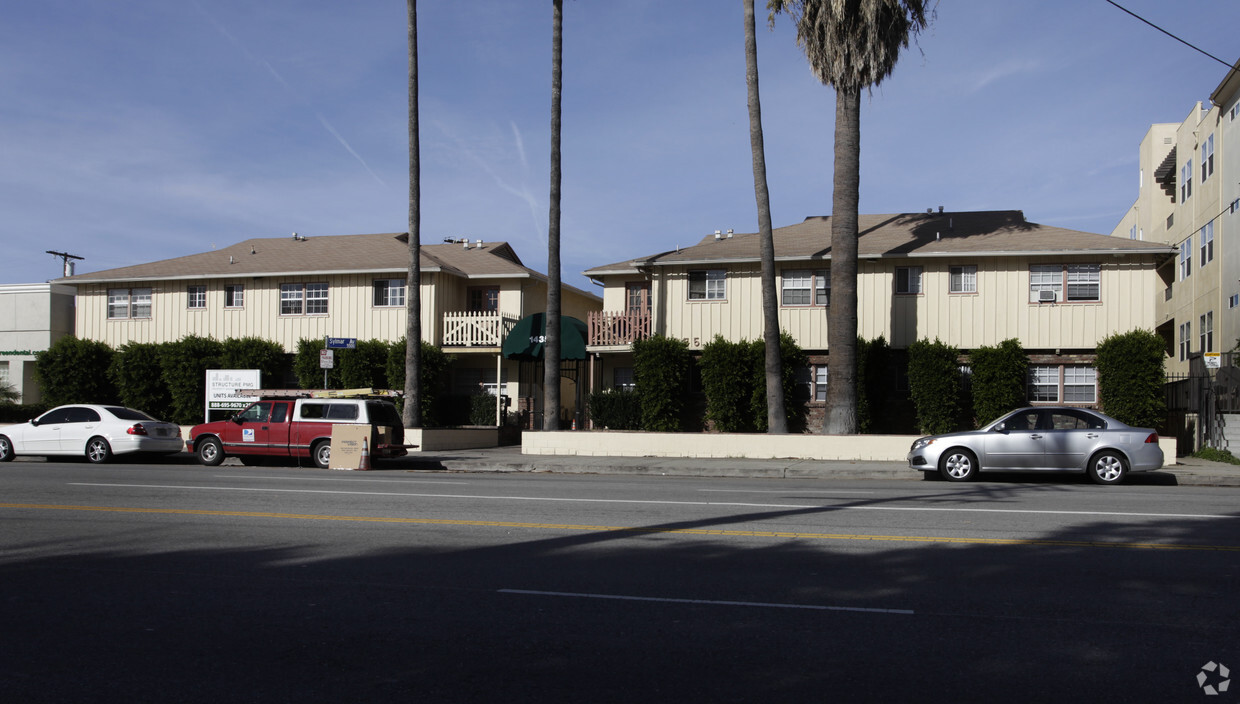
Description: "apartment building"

(1111, 62), (1240, 374)
(584, 210), (1175, 427)
(53, 232), (602, 424)
(0, 283), (76, 404)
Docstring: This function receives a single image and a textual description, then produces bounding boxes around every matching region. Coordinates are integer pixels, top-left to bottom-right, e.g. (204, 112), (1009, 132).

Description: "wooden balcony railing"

(588, 310), (651, 346)
(442, 311), (519, 347)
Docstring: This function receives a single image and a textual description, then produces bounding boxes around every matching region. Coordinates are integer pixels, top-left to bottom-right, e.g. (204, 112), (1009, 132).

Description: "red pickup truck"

(187, 395), (408, 468)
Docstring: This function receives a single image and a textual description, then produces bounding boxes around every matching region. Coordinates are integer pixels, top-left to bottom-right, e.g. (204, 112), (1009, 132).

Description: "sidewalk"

(395, 445), (1240, 487)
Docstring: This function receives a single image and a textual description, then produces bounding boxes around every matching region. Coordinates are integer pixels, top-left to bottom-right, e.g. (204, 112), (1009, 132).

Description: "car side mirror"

(231, 416), (244, 425)
(30, 418), (40, 427)
(993, 422), (1006, 433)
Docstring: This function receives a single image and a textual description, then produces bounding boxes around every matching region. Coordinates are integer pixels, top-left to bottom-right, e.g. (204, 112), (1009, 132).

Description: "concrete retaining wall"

(407, 427), (499, 451)
(523, 430), (1179, 465)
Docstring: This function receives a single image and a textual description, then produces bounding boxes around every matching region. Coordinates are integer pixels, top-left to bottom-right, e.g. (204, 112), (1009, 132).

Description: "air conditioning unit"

(1038, 290), (1057, 303)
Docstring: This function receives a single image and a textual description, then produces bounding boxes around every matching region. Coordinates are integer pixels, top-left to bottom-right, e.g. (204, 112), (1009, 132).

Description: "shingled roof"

(54, 233), (532, 284)
(585, 211), (1177, 275)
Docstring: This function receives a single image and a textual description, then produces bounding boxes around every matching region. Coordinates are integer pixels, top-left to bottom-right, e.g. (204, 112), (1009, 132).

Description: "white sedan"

(0, 404), (184, 463)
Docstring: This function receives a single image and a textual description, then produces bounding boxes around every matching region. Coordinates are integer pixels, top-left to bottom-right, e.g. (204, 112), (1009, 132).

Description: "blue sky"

(3, 1), (1237, 293)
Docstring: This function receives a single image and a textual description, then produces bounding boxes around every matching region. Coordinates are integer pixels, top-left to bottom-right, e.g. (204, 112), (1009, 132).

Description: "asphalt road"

(3, 460), (1239, 703)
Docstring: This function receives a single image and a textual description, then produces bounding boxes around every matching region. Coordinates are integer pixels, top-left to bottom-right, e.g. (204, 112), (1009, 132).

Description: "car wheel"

(312, 441), (331, 469)
(1088, 451), (1127, 485)
(86, 437), (113, 464)
(197, 437), (224, 466)
(939, 448), (978, 482)
(0, 435), (14, 462)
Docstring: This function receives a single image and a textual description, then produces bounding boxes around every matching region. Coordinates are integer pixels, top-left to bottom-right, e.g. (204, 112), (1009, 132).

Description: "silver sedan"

(907, 406), (1164, 485)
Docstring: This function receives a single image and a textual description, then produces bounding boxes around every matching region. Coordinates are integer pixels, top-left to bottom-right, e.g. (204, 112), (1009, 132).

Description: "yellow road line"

(3, 502), (1238, 551)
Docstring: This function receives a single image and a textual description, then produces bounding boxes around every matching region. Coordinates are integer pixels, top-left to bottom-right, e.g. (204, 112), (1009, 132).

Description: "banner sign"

(205, 369), (261, 413)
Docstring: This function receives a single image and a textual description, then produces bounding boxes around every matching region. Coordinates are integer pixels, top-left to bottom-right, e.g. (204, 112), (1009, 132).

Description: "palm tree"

(769, 0), (931, 434)
(744, 0), (786, 433)
(543, 0), (564, 431)
(403, 0), (423, 428)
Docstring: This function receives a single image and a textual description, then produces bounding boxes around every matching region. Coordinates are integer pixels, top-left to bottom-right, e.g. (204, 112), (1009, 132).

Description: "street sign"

(326, 337), (357, 350)
(320, 349), (335, 369)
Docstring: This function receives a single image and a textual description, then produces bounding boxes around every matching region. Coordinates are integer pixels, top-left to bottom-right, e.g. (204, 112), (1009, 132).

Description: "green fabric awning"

(502, 313), (589, 361)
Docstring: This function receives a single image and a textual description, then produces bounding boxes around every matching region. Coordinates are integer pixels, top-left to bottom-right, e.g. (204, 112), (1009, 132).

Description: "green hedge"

(633, 335), (692, 432)
(969, 338), (1027, 427)
(587, 389), (642, 430)
(907, 338), (964, 435)
(1095, 329), (1166, 430)
(109, 342), (173, 420)
(35, 336), (118, 406)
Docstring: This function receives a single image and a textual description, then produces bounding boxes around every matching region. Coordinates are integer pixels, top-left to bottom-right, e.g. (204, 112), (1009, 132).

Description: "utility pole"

(46, 250), (84, 277)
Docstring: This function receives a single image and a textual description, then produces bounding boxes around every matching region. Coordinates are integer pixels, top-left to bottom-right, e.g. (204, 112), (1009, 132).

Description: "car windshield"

(105, 407), (157, 422)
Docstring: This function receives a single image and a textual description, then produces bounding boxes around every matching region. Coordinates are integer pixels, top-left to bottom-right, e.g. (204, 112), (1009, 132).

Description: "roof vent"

(714, 230), (722, 240)
(938, 206), (944, 213)
(475, 239), (482, 249)
(726, 229), (734, 238)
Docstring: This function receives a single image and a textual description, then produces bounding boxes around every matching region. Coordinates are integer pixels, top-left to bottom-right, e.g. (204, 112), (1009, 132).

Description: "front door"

(981, 409), (1045, 470)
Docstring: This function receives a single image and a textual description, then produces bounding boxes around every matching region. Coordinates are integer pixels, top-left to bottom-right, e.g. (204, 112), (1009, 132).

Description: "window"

(1029, 265), (1062, 303)
(1201, 221), (1214, 266)
(688, 270), (725, 301)
(306, 283), (328, 315)
(781, 269), (829, 306)
(225, 285), (244, 308)
(1179, 321), (1192, 361)
(107, 288), (152, 319)
(1028, 366), (1059, 402)
(1129, 224), (1138, 240)
(895, 266), (922, 295)
(187, 285), (206, 309)
(1179, 239), (1192, 281)
(1181, 160), (1193, 202)
(1202, 134), (1214, 182)
(1201, 311), (1214, 354)
(373, 279), (405, 307)
(1063, 366), (1096, 404)
(0, 361), (9, 387)
(280, 284), (304, 315)
(949, 265), (977, 294)
(613, 367), (635, 392)
(814, 365), (828, 402)
(467, 286), (499, 312)
(1065, 264), (1100, 302)
(1230, 294), (1239, 309)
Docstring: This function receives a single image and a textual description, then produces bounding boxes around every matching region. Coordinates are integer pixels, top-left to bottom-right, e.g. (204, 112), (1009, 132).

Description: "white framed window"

(187, 285), (206, 310)
(1028, 366), (1059, 402)
(814, 365), (828, 402)
(949, 265), (977, 294)
(1063, 366), (1096, 404)
(306, 283), (328, 315)
(1179, 321), (1192, 361)
(895, 266), (922, 295)
(781, 269), (829, 306)
(373, 279), (405, 307)
(1202, 134), (1214, 182)
(107, 288), (152, 319)
(1180, 238), (1192, 280)
(225, 285), (244, 308)
(1065, 264), (1100, 302)
(1201, 221), (1214, 266)
(0, 360), (10, 386)
(1181, 160), (1193, 202)
(1029, 265), (1062, 303)
(1230, 294), (1239, 309)
(688, 270), (725, 301)
(1201, 311), (1214, 354)
(280, 284), (304, 315)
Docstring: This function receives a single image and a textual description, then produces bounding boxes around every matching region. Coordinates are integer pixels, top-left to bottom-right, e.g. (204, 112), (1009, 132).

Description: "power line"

(1105, 0), (1235, 71)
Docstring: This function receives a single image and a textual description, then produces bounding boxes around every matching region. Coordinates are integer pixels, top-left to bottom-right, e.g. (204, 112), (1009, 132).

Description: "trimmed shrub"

(293, 338), (341, 390)
(857, 336), (890, 434)
(218, 337), (290, 389)
(907, 338), (963, 435)
(468, 392), (500, 426)
(632, 335), (692, 432)
(1095, 329), (1166, 429)
(753, 333), (809, 433)
(35, 336), (117, 406)
(385, 339), (454, 426)
(109, 342), (173, 419)
(159, 336), (223, 425)
(337, 339), (391, 390)
(701, 336), (760, 433)
(970, 338), (1027, 427)
(587, 388), (642, 430)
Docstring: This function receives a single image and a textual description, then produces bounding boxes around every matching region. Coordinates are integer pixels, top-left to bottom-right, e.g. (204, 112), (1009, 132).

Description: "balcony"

(588, 310), (651, 347)
(442, 311), (519, 348)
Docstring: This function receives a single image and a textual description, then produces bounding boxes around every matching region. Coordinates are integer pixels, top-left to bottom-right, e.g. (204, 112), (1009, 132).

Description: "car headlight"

(910, 438), (935, 452)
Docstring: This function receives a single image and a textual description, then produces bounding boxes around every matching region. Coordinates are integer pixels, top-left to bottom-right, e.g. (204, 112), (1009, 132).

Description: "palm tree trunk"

(743, 0), (786, 434)
(825, 85), (859, 434)
(543, 0), (563, 431)
(403, 0), (422, 428)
